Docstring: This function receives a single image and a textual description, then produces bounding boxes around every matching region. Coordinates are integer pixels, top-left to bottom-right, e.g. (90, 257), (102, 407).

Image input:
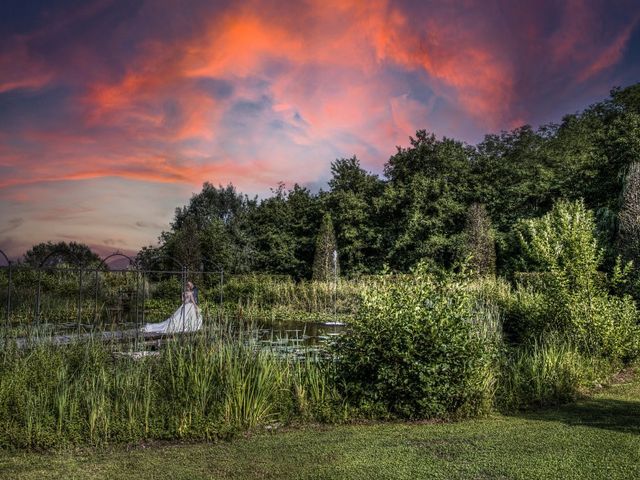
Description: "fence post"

(35, 269), (42, 329)
(5, 263), (12, 334)
(93, 269), (99, 325)
(181, 267), (187, 334)
(141, 268), (146, 326)
(77, 267), (83, 335)
(134, 269), (140, 347)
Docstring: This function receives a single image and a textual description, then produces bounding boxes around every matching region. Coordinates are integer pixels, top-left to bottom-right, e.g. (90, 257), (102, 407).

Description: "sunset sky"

(1, 0), (640, 260)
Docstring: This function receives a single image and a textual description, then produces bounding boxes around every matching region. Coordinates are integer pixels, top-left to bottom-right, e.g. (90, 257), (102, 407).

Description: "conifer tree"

(618, 162), (640, 266)
(312, 214), (339, 281)
(462, 203), (496, 275)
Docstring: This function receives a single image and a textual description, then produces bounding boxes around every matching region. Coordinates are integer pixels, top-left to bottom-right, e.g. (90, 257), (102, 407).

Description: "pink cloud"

(1, 0), (638, 257)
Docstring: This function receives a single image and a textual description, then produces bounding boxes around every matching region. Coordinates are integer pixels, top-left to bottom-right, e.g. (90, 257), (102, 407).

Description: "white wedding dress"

(141, 291), (202, 334)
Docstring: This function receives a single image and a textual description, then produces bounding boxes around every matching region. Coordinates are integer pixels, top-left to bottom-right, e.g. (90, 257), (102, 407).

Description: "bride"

(141, 281), (202, 334)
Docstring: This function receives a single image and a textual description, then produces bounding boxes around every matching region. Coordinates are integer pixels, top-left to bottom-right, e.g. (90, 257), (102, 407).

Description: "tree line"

(23, 83), (640, 280)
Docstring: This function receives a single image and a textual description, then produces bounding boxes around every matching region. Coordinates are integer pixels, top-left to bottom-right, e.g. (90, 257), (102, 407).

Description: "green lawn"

(1, 373), (639, 480)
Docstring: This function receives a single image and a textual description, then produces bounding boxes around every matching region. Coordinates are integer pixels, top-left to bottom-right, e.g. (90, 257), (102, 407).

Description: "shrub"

(333, 265), (499, 419)
(512, 200), (640, 361)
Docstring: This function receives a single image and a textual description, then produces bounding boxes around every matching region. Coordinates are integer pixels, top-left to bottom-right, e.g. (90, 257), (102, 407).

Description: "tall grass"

(216, 275), (369, 322)
(0, 324), (337, 448)
(497, 336), (614, 410)
(1, 271), (637, 449)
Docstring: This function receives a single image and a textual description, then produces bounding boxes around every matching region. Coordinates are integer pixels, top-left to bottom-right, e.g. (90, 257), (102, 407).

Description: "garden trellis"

(0, 247), (225, 342)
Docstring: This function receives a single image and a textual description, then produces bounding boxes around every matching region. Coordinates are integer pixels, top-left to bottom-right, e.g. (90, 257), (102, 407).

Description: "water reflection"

(20, 317), (346, 359)
(250, 320), (345, 359)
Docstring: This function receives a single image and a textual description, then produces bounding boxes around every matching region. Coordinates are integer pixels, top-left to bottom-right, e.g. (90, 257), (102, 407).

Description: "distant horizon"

(2, 0), (640, 259)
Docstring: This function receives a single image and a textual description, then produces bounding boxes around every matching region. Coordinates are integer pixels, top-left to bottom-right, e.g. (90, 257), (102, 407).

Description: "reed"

(497, 335), (613, 410)
(0, 323), (337, 448)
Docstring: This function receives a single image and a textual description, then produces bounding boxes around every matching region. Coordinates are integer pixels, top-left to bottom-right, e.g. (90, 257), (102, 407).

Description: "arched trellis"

(0, 249), (10, 266)
(0, 249), (12, 331)
(98, 252), (135, 270)
(93, 253), (137, 327)
(0, 245), (229, 340)
(34, 249), (84, 329)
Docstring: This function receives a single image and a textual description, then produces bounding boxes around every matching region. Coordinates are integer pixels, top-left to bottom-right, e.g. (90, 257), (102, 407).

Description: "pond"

(7, 317), (347, 358)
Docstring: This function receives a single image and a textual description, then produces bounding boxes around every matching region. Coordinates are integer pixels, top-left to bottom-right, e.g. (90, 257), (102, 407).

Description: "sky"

(1, 0), (640, 261)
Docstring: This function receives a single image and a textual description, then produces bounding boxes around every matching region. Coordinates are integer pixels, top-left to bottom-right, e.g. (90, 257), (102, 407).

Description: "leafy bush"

(333, 265), (500, 419)
(510, 200), (640, 361)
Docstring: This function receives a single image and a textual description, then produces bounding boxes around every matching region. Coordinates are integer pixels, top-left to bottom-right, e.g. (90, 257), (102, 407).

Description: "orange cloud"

(80, 0), (519, 161)
(578, 19), (639, 82)
(2, 0), (637, 195)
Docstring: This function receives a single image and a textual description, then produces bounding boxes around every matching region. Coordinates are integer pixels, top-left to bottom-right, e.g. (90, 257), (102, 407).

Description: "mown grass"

(1, 367), (638, 480)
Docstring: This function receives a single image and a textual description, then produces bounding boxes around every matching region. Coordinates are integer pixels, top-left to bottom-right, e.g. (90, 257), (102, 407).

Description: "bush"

(511, 200), (640, 361)
(333, 265), (500, 419)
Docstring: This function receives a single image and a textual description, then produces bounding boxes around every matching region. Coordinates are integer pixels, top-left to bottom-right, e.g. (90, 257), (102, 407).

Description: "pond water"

(17, 317), (347, 358)
(248, 319), (346, 358)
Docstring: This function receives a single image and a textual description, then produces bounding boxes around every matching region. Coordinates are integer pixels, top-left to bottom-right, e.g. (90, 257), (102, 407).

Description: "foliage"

(511, 200), (640, 360)
(461, 203), (496, 275)
(116, 83), (640, 278)
(173, 215), (202, 273)
(333, 265), (499, 419)
(381, 131), (474, 270)
(312, 214), (339, 282)
(0, 328), (338, 448)
(324, 157), (385, 275)
(4, 374), (640, 480)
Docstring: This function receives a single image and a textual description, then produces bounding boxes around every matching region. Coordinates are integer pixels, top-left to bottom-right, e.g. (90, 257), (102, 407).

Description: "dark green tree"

(167, 183), (257, 273)
(381, 131), (474, 270)
(24, 241), (102, 267)
(325, 156), (385, 275)
(173, 215), (202, 273)
(285, 184), (323, 278)
(248, 183), (301, 276)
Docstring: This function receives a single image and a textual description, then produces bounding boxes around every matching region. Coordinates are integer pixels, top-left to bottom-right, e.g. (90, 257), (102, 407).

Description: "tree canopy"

(132, 83), (640, 279)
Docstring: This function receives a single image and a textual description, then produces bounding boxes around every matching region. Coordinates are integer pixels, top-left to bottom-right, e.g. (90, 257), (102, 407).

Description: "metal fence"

(0, 248), (224, 340)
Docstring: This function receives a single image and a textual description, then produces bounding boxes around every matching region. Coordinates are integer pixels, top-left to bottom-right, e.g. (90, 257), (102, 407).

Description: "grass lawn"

(1, 372), (639, 480)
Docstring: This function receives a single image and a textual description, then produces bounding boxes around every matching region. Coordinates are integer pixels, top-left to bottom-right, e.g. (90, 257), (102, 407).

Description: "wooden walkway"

(5, 328), (196, 350)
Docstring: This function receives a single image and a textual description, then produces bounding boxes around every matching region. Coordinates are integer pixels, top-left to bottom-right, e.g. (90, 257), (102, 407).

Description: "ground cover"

(1, 367), (637, 480)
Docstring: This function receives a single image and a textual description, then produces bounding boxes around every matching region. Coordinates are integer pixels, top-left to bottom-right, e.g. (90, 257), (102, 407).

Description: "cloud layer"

(1, 0), (639, 259)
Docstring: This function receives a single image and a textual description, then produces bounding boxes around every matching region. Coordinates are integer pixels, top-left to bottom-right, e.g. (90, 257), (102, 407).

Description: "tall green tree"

(325, 156), (384, 275)
(312, 214), (339, 281)
(173, 215), (202, 273)
(168, 183), (257, 273)
(381, 131), (474, 270)
(249, 184), (301, 276)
